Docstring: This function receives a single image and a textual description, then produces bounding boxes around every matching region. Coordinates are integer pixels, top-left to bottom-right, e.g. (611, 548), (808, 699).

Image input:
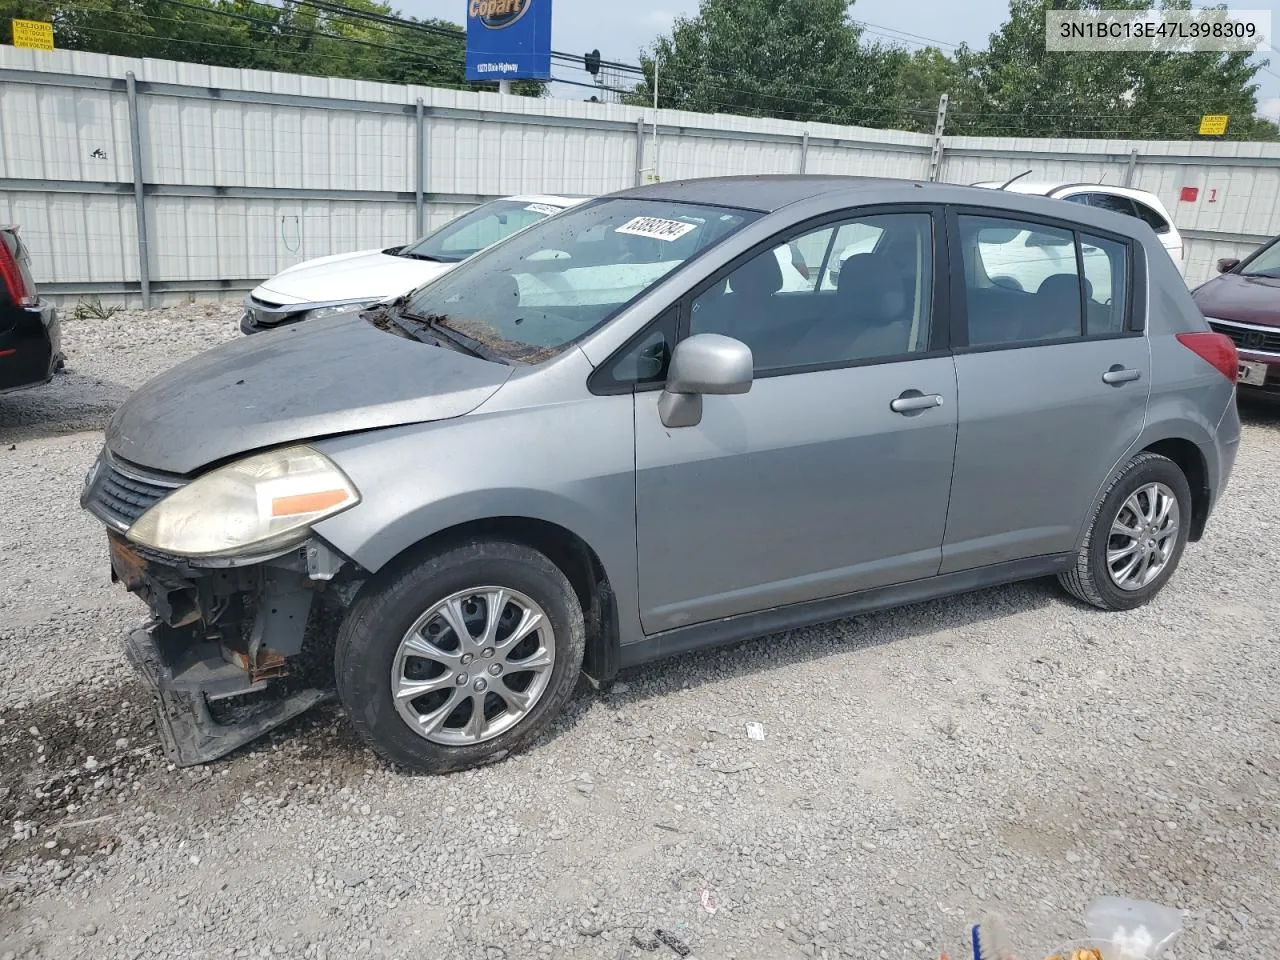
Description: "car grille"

(1207, 320), (1280, 354)
(84, 454), (183, 531)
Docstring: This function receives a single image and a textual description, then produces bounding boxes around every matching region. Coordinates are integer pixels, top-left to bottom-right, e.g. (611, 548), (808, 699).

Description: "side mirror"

(658, 334), (753, 428)
(1217, 257), (1240, 274)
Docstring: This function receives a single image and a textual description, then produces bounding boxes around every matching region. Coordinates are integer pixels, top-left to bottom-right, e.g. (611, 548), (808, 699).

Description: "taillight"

(1177, 331), (1238, 383)
(0, 235), (36, 308)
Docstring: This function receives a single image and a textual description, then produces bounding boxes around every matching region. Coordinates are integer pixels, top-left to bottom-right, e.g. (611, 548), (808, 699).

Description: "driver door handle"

(1102, 366), (1142, 385)
(890, 391), (945, 414)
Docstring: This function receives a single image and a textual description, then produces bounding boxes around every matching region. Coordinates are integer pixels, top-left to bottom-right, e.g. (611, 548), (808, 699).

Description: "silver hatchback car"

(82, 176), (1241, 773)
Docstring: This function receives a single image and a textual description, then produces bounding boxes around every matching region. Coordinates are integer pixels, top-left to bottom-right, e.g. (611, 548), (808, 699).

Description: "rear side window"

(1080, 234), (1128, 335)
(1130, 200), (1171, 235)
(957, 214), (1131, 347)
(1085, 193), (1140, 218)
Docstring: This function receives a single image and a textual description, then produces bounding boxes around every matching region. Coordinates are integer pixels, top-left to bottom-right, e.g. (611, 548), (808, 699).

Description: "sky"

(399, 0), (1280, 121)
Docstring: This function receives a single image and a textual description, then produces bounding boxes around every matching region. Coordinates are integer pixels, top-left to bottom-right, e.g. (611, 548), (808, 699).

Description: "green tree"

(952, 0), (1275, 140)
(887, 46), (961, 133)
(1, 0), (543, 95)
(626, 0), (908, 128)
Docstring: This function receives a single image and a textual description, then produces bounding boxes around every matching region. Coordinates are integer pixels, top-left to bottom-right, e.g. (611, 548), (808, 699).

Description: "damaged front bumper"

(124, 623), (330, 766)
(103, 532), (360, 766)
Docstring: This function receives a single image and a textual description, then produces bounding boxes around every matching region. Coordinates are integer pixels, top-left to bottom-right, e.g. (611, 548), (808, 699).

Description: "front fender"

(308, 397), (641, 642)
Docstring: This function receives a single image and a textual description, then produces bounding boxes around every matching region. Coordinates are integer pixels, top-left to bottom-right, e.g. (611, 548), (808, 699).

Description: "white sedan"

(241, 194), (587, 334)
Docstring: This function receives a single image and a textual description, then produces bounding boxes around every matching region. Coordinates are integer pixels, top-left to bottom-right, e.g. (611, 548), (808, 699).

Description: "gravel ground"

(1, 303), (1279, 960)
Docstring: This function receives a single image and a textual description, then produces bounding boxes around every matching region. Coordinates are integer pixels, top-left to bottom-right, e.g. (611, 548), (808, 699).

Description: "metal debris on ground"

(745, 722), (765, 741)
(631, 932), (661, 952)
(654, 928), (692, 956)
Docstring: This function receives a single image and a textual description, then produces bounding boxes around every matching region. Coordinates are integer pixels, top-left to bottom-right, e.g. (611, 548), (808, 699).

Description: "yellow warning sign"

(1199, 114), (1229, 136)
(11, 19), (54, 50)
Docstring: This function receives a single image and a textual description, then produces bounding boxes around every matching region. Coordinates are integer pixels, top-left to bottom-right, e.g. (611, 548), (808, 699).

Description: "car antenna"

(997, 169), (1033, 190)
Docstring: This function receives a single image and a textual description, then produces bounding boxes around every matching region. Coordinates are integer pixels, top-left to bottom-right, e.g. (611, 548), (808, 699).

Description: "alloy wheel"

(1106, 482), (1180, 592)
(390, 586), (556, 745)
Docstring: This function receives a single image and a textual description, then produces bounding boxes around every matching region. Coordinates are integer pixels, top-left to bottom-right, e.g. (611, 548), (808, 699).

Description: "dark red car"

(0, 225), (62, 395)
(1193, 238), (1280, 396)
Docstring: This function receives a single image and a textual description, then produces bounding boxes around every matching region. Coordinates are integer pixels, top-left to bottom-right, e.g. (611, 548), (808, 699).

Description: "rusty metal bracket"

(247, 570), (314, 658)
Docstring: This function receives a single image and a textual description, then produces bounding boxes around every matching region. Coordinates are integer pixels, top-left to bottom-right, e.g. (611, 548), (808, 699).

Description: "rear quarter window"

(1131, 200), (1172, 235)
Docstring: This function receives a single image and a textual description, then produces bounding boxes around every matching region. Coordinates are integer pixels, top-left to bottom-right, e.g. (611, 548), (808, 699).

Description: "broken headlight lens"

(126, 445), (359, 558)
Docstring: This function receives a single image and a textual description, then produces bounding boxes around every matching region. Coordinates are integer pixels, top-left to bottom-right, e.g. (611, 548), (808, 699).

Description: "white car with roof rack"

(241, 194), (588, 334)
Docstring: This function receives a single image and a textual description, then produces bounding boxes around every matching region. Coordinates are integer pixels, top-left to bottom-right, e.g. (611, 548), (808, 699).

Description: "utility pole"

(651, 55), (660, 182)
(928, 93), (948, 182)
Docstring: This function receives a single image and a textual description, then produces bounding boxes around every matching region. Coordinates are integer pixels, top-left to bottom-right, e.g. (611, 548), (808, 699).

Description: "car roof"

(506, 194), (590, 206)
(603, 175), (1159, 238)
(609, 175), (892, 212)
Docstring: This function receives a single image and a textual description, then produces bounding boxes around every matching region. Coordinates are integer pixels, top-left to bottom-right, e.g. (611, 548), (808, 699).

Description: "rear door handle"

(1102, 366), (1142, 385)
(890, 390), (945, 414)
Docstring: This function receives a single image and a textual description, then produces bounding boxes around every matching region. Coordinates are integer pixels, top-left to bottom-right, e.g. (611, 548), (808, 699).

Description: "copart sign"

(465, 0), (553, 82)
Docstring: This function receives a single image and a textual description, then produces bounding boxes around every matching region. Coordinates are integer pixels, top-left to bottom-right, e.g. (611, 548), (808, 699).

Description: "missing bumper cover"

(108, 538), (349, 765)
(126, 623), (331, 766)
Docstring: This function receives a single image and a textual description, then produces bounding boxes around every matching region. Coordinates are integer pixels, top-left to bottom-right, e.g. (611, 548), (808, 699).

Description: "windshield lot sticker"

(524, 203), (562, 216)
(615, 217), (698, 242)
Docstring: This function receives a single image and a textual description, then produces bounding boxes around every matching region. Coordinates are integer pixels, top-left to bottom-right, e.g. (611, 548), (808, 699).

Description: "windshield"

(399, 199), (567, 263)
(1240, 238), (1280, 278)
(400, 198), (760, 362)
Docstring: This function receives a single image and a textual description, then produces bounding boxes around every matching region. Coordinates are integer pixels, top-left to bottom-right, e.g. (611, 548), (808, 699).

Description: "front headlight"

(304, 302), (374, 323)
(126, 445), (360, 559)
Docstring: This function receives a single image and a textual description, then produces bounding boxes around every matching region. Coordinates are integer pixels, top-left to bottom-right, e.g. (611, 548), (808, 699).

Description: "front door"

(941, 210), (1152, 572)
(633, 210), (960, 634)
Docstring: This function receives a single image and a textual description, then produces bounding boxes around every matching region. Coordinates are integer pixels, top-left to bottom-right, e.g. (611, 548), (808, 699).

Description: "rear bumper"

(0, 301), (62, 393)
(1211, 397), (1242, 514)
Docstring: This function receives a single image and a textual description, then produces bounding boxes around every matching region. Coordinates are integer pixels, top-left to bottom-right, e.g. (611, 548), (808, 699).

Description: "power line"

(288, 0), (644, 75)
(60, 6), (631, 97)
(850, 19), (962, 51)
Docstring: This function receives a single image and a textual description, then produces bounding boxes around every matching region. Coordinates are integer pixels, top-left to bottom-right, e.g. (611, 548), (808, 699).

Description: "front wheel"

(335, 539), (585, 773)
(1058, 452), (1192, 611)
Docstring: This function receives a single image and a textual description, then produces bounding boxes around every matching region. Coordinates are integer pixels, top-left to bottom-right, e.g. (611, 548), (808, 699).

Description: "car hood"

(253, 249), (456, 305)
(106, 313), (512, 475)
(1193, 272), (1280, 327)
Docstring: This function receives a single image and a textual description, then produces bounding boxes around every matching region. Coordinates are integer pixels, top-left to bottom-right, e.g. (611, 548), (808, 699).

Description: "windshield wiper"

(397, 250), (453, 262)
(397, 310), (508, 364)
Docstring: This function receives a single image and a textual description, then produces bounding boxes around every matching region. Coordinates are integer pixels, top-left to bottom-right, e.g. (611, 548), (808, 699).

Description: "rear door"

(941, 208), (1151, 573)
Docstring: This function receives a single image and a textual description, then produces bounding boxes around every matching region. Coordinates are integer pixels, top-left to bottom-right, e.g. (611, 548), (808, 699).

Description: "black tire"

(335, 539), (585, 773)
(1058, 452), (1192, 611)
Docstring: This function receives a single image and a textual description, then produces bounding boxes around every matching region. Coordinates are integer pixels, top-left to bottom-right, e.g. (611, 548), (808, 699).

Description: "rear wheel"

(335, 539), (585, 772)
(1058, 452), (1191, 611)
